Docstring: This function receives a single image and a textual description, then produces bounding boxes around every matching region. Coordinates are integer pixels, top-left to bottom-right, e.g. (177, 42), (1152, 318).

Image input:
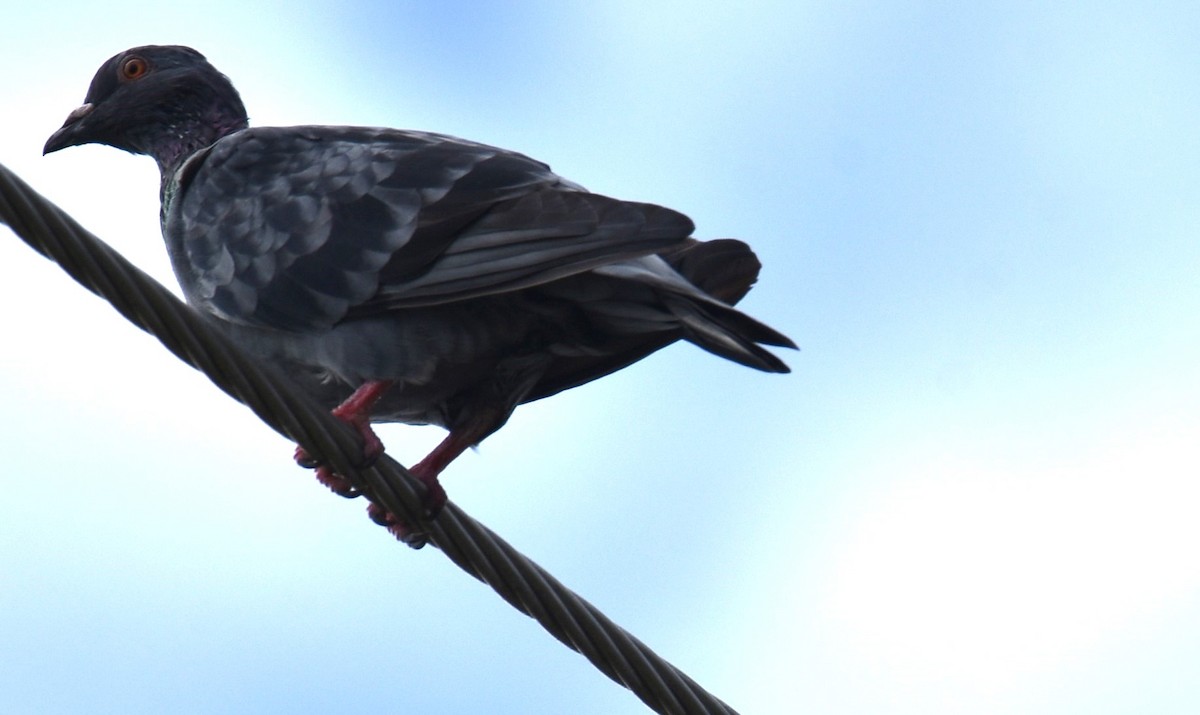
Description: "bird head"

(44, 45), (249, 172)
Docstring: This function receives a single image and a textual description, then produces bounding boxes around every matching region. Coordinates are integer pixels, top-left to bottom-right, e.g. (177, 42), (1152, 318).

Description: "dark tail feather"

(661, 238), (797, 371)
(527, 237), (796, 399)
(662, 238), (762, 305)
(667, 296), (794, 373)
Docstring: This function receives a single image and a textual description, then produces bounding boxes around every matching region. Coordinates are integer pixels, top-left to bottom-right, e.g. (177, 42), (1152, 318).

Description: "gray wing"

(166, 126), (694, 332)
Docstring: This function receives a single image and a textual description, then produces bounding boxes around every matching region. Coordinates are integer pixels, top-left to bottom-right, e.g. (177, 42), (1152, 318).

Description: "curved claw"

(418, 472), (448, 519)
(367, 502), (429, 548)
(293, 445), (322, 470)
(314, 465), (361, 498)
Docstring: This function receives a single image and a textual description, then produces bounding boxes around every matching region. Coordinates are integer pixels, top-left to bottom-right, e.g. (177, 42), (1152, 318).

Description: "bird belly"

(201, 302), (544, 428)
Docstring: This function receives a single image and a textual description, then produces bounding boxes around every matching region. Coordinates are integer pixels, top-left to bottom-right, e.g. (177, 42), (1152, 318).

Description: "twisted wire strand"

(0, 162), (737, 715)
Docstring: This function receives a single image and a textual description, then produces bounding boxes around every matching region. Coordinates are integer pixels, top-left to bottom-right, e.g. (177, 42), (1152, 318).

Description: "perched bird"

(44, 45), (795, 538)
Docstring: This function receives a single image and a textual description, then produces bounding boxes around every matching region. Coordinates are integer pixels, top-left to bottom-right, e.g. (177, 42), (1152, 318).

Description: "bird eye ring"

(120, 56), (149, 80)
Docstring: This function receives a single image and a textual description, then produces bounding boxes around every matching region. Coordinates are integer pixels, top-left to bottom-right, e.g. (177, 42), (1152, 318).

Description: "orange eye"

(120, 56), (149, 80)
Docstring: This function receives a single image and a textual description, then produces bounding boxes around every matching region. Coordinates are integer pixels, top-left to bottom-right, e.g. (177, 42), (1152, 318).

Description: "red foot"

(367, 502), (428, 548)
(315, 465), (359, 497)
(410, 461), (449, 517)
(362, 462), (448, 542)
(294, 379), (396, 497)
(293, 445), (320, 469)
(361, 442), (452, 545)
(294, 445), (360, 496)
(295, 382), (485, 547)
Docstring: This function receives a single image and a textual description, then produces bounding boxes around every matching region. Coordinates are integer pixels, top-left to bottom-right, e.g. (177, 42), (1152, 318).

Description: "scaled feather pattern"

(45, 45), (796, 536)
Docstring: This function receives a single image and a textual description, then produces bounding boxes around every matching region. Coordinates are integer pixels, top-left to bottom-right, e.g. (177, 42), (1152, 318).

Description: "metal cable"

(0, 162), (738, 715)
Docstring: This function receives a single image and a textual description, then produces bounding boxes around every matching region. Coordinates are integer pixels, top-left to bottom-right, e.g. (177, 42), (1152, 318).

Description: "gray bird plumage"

(45, 45), (796, 530)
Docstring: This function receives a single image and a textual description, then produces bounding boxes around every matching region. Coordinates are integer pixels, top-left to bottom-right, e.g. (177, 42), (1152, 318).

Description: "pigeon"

(44, 45), (796, 538)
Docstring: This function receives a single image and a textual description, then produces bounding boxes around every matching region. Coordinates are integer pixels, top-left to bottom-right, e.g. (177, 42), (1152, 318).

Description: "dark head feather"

(44, 45), (249, 176)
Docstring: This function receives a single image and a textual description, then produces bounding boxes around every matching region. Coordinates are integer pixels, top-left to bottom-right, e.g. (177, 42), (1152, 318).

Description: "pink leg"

(367, 424), (482, 542)
(330, 379), (395, 464)
(295, 380), (496, 544)
(406, 430), (479, 514)
(294, 379), (395, 478)
(293, 379), (425, 545)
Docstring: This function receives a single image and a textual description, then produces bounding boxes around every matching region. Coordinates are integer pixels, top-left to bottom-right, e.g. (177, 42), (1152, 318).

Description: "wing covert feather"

(165, 126), (693, 332)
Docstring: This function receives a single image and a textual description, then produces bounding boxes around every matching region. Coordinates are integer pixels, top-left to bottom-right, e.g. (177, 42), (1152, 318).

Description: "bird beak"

(43, 103), (96, 155)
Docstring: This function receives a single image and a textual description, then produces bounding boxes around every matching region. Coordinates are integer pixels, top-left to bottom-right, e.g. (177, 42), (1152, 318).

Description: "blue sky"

(2, 2), (1199, 713)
